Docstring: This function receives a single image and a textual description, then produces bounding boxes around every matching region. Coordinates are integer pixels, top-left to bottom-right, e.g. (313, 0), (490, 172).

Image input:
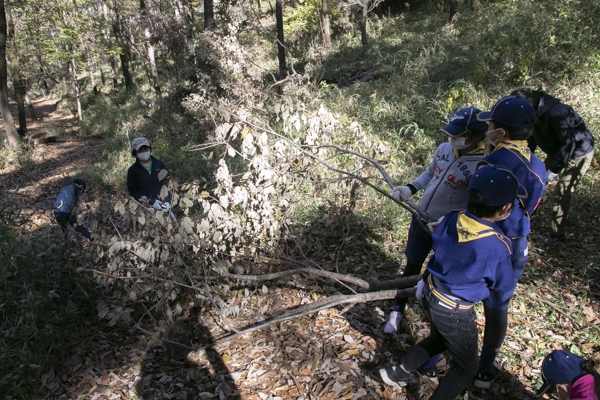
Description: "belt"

(428, 275), (474, 311)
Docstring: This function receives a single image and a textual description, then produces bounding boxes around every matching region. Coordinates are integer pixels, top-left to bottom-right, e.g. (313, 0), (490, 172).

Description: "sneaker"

(379, 366), (410, 388)
(473, 370), (496, 389)
(419, 369), (439, 386)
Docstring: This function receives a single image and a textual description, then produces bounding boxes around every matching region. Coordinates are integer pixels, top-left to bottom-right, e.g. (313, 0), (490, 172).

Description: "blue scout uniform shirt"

(53, 183), (79, 214)
(427, 210), (514, 303)
(126, 156), (171, 203)
(481, 140), (546, 239)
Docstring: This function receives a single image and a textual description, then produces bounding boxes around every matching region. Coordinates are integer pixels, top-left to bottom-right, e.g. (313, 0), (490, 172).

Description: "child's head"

(536, 350), (600, 400)
(511, 87), (543, 109)
(477, 96), (536, 144)
(467, 164), (525, 220)
(440, 107), (488, 151)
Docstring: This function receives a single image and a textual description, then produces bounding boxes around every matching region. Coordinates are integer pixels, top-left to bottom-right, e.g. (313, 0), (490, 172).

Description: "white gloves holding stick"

(392, 186), (412, 201)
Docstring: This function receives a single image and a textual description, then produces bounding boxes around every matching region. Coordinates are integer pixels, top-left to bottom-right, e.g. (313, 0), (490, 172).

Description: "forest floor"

(2, 98), (599, 400)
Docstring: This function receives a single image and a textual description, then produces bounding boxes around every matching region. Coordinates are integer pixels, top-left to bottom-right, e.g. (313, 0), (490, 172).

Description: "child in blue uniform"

(53, 178), (92, 240)
(379, 164), (523, 400)
(474, 96), (547, 387)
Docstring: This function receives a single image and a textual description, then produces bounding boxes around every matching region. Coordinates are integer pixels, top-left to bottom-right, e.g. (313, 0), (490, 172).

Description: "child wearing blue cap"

(386, 106), (488, 330)
(536, 350), (599, 400)
(474, 96), (547, 388)
(379, 164), (522, 400)
(53, 178), (93, 240)
(386, 107), (488, 380)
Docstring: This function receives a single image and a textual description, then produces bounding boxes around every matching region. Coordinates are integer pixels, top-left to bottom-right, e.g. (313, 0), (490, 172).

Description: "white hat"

(131, 137), (151, 155)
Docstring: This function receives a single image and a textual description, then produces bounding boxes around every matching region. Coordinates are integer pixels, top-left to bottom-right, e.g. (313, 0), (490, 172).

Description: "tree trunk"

(68, 57), (83, 120)
(321, 0), (331, 50)
(0, 0), (19, 148)
(276, 0), (286, 75)
(140, 0), (161, 99)
(113, 15), (134, 91)
(204, 0), (214, 30)
(449, 0), (458, 22)
(83, 42), (96, 91)
(6, 6), (25, 134)
(360, 0), (368, 47)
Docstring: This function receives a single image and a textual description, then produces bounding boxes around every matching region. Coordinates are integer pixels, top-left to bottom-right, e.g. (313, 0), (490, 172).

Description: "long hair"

(511, 87), (543, 109)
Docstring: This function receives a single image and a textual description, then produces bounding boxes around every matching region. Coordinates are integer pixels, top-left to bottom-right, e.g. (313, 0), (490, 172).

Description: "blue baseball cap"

(469, 164), (526, 206)
(477, 96), (536, 128)
(440, 107), (489, 137)
(536, 350), (586, 396)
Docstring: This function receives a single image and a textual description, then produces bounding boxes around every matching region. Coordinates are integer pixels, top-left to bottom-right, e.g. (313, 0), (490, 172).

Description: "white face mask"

(497, 205), (512, 221)
(448, 136), (471, 150)
(137, 151), (151, 161)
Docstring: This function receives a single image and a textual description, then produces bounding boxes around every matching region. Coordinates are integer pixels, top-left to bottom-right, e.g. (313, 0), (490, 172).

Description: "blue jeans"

(401, 285), (479, 400)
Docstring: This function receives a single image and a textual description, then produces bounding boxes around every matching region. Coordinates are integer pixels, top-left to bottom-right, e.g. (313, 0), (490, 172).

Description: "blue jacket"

(126, 156), (171, 203)
(53, 183), (79, 214)
(482, 141), (546, 239)
(427, 210), (514, 303)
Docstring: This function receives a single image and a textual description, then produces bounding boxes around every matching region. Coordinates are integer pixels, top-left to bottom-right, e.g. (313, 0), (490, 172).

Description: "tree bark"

(0, 0), (19, 148)
(276, 0), (286, 75)
(204, 0), (214, 30)
(360, 0), (369, 47)
(140, 0), (161, 99)
(321, 0), (331, 50)
(68, 57), (83, 120)
(112, 14), (134, 91)
(6, 6), (25, 134)
(449, 0), (458, 22)
(24, 93), (38, 120)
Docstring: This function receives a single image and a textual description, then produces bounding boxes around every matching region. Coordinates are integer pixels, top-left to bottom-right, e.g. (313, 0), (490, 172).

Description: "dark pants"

(401, 285), (479, 400)
(479, 236), (528, 371)
(54, 211), (91, 239)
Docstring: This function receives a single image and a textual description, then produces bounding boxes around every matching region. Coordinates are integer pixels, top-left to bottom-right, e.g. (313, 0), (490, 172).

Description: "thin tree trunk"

(204, 0), (214, 30)
(140, 0), (161, 99)
(449, 0), (458, 22)
(6, 6), (25, 134)
(276, 0), (286, 75)
(321, 0), (331, 50)
(0, 0), (19, 148)
(113, 15), (134, 91)
(360, 0), (368, 47)
(83, 42), (96, 90)
(68, 57), (83, 120)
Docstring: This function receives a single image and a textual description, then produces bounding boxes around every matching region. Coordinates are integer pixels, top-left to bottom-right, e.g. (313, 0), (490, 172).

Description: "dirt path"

(1, 96), (104, 232)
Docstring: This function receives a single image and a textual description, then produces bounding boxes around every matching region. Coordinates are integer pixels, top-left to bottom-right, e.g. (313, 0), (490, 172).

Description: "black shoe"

(379, 366), (410, 388)
(473, 370), (496, 389)
(545, 234), (566, 243)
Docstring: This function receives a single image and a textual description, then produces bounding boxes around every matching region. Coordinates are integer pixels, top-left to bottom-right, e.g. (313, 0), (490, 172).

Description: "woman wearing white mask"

(384, 107), (487, 380)
(127, 137), (172, 211)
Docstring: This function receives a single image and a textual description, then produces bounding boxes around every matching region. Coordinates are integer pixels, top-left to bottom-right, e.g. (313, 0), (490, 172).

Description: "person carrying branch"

(53, 178), (93, 240)
(379, 164), (522, 400)
(473, 95), (547, 388)
(511, 87), (595, 243)
(127, 137), (173, 212)
(385, 107), (488, 378)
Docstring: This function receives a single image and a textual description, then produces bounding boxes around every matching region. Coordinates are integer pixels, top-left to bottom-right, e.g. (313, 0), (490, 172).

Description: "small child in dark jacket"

(53, 178), (92, 240)
(379, 164), (524, 400)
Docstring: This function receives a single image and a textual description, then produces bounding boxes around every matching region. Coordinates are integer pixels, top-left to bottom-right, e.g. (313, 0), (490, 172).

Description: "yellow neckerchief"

(456, 212), (498, 243)
(493, 140), (531, 161)
(453, 141), (486, 158)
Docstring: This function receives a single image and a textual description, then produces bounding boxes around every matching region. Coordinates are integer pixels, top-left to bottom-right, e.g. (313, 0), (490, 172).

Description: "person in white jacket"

(384, 106), (488, 380)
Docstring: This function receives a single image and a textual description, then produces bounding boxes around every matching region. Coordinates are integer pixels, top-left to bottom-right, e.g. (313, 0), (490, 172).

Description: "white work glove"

(416, 279), (425, 301)
(152, 199), (163, 210)
(139, 196), (149, 203)
(161, 201), (171, 212)
(546, 170), (559, 182)
(427, 216), (445, 233)
(392, 186), (412, 201)
(384, 311), (402, 333)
